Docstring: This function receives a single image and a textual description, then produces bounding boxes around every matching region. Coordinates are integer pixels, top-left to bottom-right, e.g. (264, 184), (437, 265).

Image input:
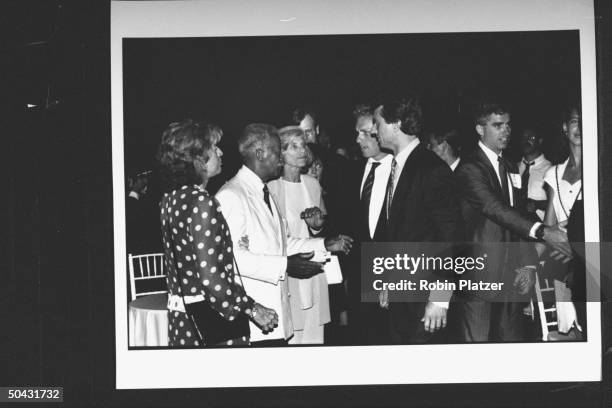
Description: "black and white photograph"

(5, 0), (612, 406)
(124, 31), (586, 348)
(112, 0), (602, 389)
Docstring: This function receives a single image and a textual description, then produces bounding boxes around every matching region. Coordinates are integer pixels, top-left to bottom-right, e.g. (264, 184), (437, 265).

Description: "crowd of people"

(127, 96), (586, 347)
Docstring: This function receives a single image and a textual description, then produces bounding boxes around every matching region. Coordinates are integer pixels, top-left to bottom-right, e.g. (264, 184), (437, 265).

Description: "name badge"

(509, 173), (522, 189)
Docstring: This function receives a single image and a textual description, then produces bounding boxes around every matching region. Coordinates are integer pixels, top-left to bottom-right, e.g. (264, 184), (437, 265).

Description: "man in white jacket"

(216, 123), (352, 345)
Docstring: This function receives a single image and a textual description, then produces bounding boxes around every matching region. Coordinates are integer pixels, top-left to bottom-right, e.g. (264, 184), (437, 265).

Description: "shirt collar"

(478, 141), (502, 168)
(394, 138), (420, 169)
(522, 153), (545, 166)
(450, 157), (461, 171)
(367, 154), (393, 166)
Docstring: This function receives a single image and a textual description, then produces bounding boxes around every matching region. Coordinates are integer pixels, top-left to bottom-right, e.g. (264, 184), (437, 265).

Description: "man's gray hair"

(238, 123), (279, 159)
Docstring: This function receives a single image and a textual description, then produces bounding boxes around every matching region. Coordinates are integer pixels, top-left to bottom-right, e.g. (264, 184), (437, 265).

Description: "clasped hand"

(513, 266), (535, 295)
(300, 206), (325, 230)
(286, 251), (324, 279)
(250, 302), (279, 333)
(324, 234), (354, 255)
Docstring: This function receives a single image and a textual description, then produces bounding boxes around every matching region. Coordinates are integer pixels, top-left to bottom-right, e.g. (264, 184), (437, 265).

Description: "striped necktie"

(521, 159), (534, 201)
(385, 159), (397, 220)
(361, 162), (381, 220)
(498, 156), (511, 205)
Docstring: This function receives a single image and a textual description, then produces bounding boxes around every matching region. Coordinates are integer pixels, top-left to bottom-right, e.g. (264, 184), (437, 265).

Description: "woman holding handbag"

(157, 119), (278, 347)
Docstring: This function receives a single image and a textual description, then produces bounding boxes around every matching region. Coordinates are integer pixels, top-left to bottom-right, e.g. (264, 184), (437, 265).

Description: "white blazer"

(216, 166), (325, 342)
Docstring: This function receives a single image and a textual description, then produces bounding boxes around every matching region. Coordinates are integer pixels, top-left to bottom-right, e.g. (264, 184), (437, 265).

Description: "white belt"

(167, 294), (205, 313)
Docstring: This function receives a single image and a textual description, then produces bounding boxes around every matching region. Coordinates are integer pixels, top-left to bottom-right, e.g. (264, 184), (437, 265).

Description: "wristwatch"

(535, 224), (546, 240)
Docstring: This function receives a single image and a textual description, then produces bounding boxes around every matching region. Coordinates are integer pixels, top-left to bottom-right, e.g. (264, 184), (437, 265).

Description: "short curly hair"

(156, 119), (222, 192)
(378, 97), (422, 136)
(237, 123), (279, 160)
(474, 101), (510, 126)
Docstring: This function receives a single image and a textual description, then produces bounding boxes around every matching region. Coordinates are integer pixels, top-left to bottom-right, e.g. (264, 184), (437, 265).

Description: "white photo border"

(111, 0), (601, 389)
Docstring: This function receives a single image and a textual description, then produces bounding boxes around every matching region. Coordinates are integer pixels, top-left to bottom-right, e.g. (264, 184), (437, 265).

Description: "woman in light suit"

(268, 126), (351, 344)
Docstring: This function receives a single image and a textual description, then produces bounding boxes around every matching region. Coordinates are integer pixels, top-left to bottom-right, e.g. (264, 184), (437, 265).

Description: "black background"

(123, 31), (580, 192)
(2, 1), (612, 407)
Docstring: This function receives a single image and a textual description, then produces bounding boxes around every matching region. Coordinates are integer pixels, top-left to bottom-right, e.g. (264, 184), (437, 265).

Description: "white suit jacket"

(216, 166), (326, 342)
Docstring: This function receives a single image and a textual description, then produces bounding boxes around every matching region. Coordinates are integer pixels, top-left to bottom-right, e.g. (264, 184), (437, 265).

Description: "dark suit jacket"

(320, 151), (362, 236)
(385, 144), (463, 299)
(381, 143), (462, 340)
(386, 144), (461, 244)
(455, 147), (538, 300)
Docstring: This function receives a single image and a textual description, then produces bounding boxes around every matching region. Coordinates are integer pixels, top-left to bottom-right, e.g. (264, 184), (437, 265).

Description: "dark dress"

(160, 185), (254, 346)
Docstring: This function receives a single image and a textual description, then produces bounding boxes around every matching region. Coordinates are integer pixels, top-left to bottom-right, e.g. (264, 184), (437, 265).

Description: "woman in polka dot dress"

(157, 120), (278, 347)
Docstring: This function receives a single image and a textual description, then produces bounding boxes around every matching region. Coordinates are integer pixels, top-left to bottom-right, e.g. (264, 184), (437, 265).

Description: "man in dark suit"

(349, 104), (393, 344)
(426, 127), (462, 172)
(373, 97), (462, 344)
(455, 102), (571, 342)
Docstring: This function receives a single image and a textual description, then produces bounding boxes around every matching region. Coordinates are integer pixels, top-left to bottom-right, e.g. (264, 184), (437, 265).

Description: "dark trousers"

(457, 297), (525, 342)
(388, 302), (449, 344)
(251, 339), (289, 347)
(354, 303), (390, 345)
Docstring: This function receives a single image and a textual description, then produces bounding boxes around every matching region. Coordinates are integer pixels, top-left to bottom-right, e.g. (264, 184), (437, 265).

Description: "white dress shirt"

(518, 154), (552, 221)
(359, 154), (393, 239)
(450, 157), (461, 172)
(478, 141), (515, 205)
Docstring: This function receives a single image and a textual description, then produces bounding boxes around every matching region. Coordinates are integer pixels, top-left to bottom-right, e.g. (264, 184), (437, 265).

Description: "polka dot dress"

(160, 185), (254, 347)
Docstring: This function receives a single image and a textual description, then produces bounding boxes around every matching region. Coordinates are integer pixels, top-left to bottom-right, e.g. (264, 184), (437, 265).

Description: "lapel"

(501, 156), (519, 191)
(474, 147), (505, 199)
(386, 144), (423, 236)
(272, 198), (287, 255)
(358, 159), (368, 196)
(237, 169), (283, 249)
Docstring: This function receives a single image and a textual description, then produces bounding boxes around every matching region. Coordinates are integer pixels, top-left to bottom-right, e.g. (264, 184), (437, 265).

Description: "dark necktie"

(361, 162), (381, 220)
(498, 156), (511, 205)
(385, 159), (398, 220)
(262, 185), (273, 215)
(521, 159), (534, 200)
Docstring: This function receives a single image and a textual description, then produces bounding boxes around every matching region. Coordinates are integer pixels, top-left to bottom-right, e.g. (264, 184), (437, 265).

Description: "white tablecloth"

(128, 293), (168, 347)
